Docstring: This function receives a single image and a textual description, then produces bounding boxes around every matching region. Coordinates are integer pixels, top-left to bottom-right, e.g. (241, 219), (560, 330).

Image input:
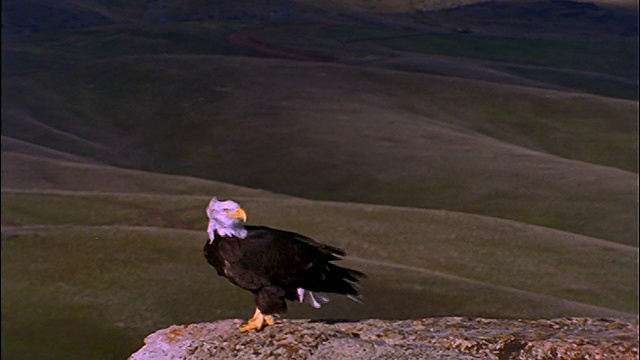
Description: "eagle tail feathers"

(314, 263), (365, 299)
(347, 293), (364, 304)
(324, 245), (347, 257)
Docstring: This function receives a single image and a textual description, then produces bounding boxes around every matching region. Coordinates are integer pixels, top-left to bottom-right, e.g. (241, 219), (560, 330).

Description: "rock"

(129, 317), (638, 359)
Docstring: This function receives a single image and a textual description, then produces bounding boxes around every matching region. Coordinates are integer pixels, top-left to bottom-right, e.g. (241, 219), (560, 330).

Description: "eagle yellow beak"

(228, 208), (247, 222)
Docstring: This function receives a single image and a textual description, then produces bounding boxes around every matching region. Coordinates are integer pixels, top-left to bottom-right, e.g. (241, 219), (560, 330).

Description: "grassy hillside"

(2, 186), (636, 359)
(2, 154), (637, 358)
(3, 54), (637, 245)
(3, 187), (637, 313)
(4, 226), (633, 360)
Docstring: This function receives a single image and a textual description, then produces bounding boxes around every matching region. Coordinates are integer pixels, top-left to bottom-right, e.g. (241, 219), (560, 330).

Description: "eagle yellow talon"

(239, 308), (275, 332)
(265, 315), (275, 326)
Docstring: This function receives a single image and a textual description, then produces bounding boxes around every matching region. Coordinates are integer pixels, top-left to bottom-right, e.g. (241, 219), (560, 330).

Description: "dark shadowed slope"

(2, 55), (637, 245)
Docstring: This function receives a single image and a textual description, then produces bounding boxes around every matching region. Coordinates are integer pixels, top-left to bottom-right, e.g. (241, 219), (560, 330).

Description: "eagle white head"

(206, 197), (248, 242)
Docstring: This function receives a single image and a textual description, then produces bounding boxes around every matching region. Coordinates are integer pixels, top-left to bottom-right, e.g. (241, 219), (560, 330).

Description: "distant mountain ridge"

(2, 0), (637, 36)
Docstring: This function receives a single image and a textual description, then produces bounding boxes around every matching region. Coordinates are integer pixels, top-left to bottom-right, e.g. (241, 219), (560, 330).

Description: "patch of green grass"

(378, 70), (638, 173)
(3, 190), (636, 313)
(1, 192), (139, 227)
(2, 147), (638, 358)
(3, 218), (635, 359)
(2, 223), (635, 360)
(498, 65), (639, 100)
(1, 227), (249, 360)
(1, 191), (209, 229)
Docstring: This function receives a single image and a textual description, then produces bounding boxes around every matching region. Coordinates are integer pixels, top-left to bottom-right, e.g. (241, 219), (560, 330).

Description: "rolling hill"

(2, 0), (638, 359)
(2, 155), (637, 359)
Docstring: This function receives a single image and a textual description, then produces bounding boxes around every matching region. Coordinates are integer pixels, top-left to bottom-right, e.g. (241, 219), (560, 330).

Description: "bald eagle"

(203, 197), (366, 332)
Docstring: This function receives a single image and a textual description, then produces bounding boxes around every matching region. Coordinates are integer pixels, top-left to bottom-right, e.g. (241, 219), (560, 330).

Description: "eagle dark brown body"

(204, 225), (365, 317)
(204, 197), (365, 332)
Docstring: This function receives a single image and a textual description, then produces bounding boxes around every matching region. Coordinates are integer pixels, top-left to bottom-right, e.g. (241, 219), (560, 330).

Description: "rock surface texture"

(129, 317), (638, 359)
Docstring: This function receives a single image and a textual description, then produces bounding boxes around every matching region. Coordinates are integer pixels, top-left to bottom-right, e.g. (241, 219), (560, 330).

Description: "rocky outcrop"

(129, 317), (638, 359)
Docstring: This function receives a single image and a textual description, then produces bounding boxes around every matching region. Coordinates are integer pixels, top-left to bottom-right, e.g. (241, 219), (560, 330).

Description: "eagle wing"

(204, 225), (365, 314)
(236, 226), (363, 296)
(240, 226), (341, 282)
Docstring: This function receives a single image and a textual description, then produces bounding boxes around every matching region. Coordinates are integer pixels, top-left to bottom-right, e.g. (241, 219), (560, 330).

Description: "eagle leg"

(239, 308), (275, 332)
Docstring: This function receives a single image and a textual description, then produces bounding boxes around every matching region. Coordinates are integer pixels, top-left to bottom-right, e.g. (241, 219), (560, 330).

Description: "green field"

(2, 183), (636, 359)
